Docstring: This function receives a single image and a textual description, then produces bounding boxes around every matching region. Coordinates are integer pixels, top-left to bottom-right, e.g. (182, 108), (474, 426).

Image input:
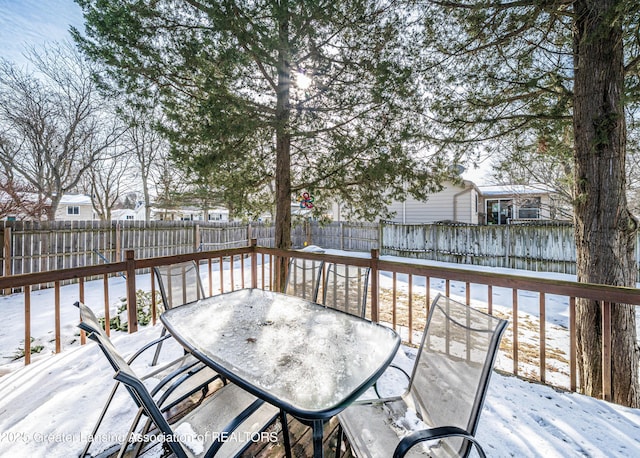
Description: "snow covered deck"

(0, 324), (639, 457)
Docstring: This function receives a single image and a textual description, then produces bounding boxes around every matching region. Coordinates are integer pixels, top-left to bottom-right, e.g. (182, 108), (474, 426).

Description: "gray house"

(330, 181), (566, 225)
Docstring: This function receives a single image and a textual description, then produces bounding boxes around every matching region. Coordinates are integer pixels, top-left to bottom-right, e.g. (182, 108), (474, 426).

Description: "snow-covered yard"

(0, 250), (639, 457)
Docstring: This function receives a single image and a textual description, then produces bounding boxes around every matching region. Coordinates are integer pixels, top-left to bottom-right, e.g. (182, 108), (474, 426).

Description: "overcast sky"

(0, 0), (84, 64)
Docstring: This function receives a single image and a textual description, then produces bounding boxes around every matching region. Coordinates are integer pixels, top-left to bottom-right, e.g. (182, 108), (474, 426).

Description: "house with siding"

(384, 180), (481, 224)
(143, 205), (230, 222)
(477, 184), (569, 224)
(54, 194), (95, 221)
(330, 180), (566, 225)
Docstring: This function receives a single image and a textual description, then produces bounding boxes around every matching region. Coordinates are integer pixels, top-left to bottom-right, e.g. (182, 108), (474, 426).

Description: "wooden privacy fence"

(0, 220), (378, 281)
(3, 219), (640, 281)
(1, 220), (258, 281)
(381, 221), (640, 278)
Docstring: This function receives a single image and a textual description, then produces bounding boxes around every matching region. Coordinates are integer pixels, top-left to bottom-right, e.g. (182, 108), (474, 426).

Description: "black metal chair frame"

(152, 261), (206, 366)
(77, 301), (280, 458)
(321, 262), (370, 318)
(284, 257), (324, 302)
(337, 293), (508, 458)
(75, 302), (221, 457)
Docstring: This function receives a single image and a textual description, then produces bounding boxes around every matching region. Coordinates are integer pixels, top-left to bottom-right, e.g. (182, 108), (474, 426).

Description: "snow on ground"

(0, 249), (639, 457)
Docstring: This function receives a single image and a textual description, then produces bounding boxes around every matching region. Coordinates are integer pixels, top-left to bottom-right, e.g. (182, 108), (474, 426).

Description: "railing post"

(125, 250), (138, 333)
(251, 239), (258, 289)
(3, 225), (11, 295)
(24, 285), (31, 365)
(601, 300), (612, 401)
(370, 248), (379, 322)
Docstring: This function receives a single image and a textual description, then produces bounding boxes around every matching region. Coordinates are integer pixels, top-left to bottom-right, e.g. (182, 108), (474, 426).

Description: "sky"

(0, 250), (639, 457)
(0, 0), (84, 64)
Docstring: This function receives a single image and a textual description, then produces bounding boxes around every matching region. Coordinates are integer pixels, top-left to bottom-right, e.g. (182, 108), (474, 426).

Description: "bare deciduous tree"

(81, 145), (130, 221)
(0, 169), (48, 220)
(120, 106), (167, 221)
(0, 42), (125, 220)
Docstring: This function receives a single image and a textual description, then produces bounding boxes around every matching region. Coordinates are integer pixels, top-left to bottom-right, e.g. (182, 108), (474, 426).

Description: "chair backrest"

(406, 294), (507, 456)
(154, 261), (205, 312)
(76, 310), (188, 458)
(284, 258), (324, 302)
(321, 263), (370, 318)
(75, 301), (109, 340)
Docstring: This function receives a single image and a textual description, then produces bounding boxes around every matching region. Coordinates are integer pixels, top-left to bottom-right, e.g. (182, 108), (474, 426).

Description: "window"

(67, 206), (80, 215)
(486, 199), (512, 225)
(518, 197), (541, 219)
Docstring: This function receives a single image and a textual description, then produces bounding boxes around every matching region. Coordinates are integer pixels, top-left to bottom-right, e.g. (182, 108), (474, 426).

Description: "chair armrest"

(126, 334), (174, 365)
(393, 426), (487, 458)
(373, 363), (411, 399)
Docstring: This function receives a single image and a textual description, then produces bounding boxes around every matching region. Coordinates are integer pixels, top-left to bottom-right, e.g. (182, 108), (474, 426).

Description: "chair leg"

(280, 409), (292, 458)
(335, 424), (344, 458)
(150, 327), (168, 367)
(81, 381), (121, 457)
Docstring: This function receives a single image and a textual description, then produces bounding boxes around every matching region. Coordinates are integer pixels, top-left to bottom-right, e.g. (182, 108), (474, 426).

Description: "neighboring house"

(477, 184), (569, 225)
(331, 180), (568, 225)
(54, 194), (96, 221)
(111, 209), (136, 221)
(333, 180), (481, 224)
(145, 205), (230, 222)
(384, 180), (481, 224)
(0, 191), (47, 221)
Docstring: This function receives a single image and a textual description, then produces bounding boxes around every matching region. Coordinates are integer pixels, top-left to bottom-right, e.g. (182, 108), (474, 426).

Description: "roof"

(477, 184), (554, 197)
(58, 194), (92, 205)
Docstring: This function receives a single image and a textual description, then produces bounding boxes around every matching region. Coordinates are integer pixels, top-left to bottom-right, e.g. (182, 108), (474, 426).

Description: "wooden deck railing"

(1, 240), (638, 404)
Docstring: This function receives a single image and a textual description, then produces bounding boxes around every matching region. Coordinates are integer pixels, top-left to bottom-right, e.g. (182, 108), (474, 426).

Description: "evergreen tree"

(420, 0), (640, 407)
(73, 1), (454, 274)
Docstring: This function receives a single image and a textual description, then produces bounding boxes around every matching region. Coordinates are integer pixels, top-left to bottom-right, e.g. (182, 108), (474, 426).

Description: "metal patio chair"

(337, 294), (508, 458)
(75, 302), (221, 457)
(77, 302), (280, 458)
(151, 261), (207, 366)
(284, 257), (324, 301)
(321, 263), (370, 318)
(154, 261), (206, 311)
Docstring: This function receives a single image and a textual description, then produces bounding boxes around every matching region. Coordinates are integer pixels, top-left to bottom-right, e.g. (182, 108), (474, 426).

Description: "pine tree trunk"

(572, 0), (640, 407)
(274, 1), (292, 289)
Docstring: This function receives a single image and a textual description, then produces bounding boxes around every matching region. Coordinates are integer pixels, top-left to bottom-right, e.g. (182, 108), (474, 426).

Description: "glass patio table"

(160, 288), (400, 458)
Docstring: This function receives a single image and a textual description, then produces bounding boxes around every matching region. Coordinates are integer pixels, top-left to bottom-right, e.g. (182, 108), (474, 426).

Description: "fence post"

(115, 223), (121, 262)
(250, 239), (258, 289)
(194, 224), (201, 251)
(370, 248), (379, 323)
(125, 250), (138, 333)
(433, 224), (439, 262)
(505, 224), (511, 268)
(3, 225), (11, 295)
